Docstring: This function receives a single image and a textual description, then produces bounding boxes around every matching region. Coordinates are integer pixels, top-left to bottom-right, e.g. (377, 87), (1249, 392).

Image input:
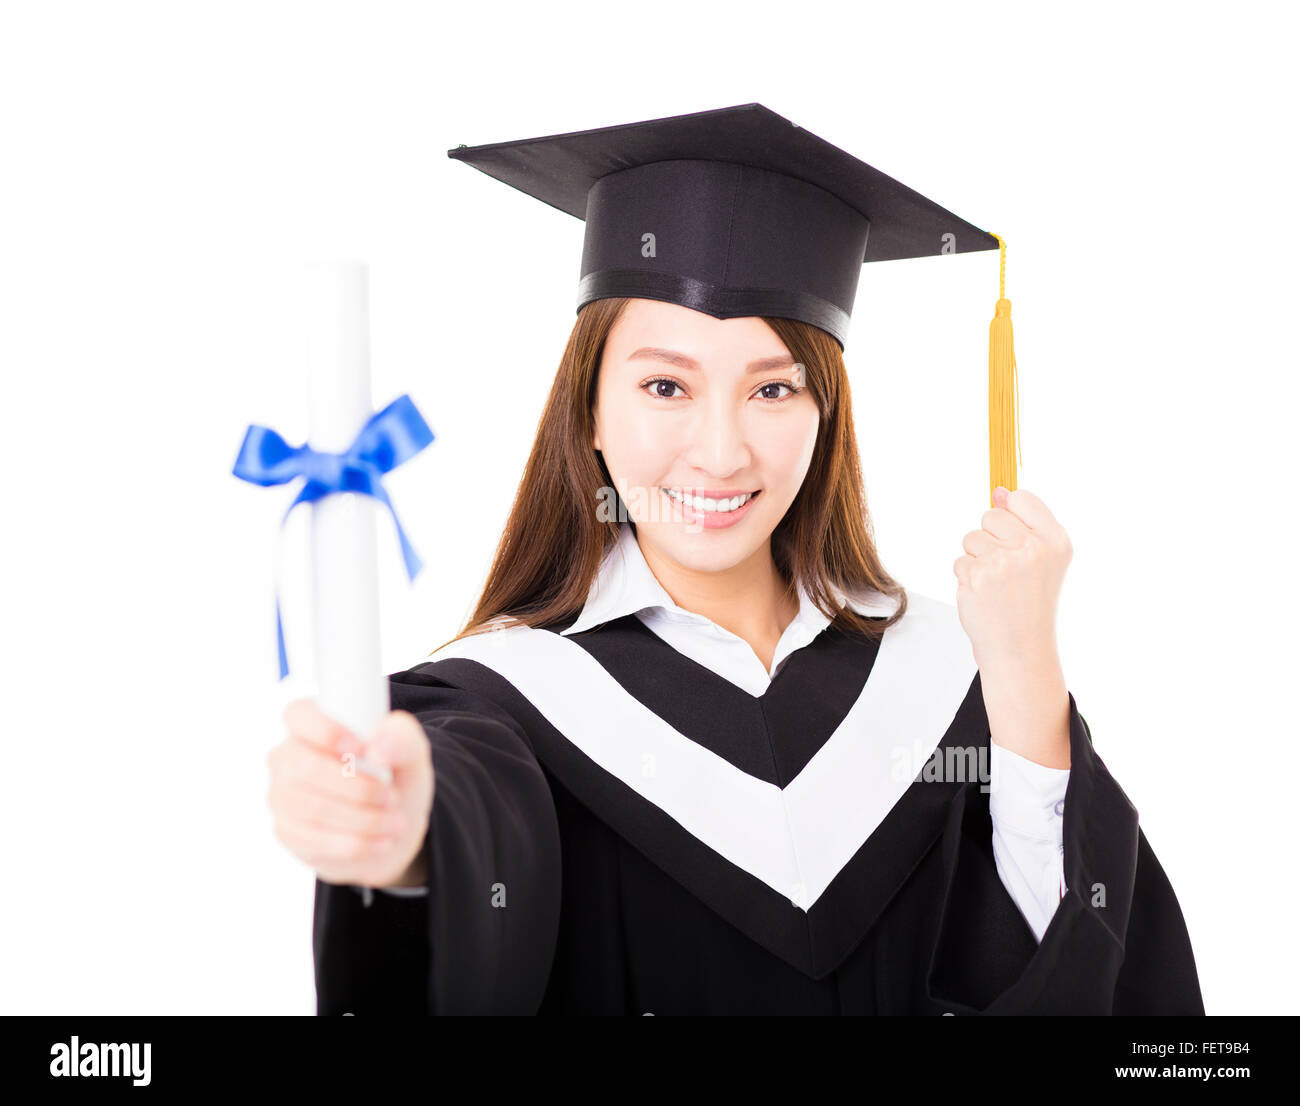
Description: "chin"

(660, 516), (775, 567)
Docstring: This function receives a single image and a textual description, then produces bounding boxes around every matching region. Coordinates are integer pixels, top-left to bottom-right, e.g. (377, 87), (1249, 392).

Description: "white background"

(1, 0), (1294, 1015)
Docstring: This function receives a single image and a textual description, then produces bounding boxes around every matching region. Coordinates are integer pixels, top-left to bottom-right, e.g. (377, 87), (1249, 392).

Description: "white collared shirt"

(560, 519), (902, 697)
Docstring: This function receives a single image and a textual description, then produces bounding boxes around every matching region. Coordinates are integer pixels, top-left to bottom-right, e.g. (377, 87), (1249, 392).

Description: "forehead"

(603, 299), (792, 367)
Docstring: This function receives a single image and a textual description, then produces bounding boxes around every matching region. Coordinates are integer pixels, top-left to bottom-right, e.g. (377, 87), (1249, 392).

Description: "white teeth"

(663, 488), (755, 512)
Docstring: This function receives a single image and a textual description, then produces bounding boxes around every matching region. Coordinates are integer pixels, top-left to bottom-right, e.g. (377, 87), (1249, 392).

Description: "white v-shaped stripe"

(429, 591), (977, 911)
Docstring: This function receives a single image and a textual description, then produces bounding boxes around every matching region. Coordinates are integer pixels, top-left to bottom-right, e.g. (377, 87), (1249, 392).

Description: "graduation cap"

(447, 103), (1021, 504)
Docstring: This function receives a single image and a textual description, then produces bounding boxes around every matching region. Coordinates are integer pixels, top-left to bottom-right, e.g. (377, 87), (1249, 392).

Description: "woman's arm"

(313, 670), (563, 1015)
(926, 694), (1204, 1014)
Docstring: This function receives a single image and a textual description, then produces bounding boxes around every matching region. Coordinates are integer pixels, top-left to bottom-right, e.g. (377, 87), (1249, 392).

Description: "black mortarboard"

(447, 102), (999, 350)
(448, 103), (1022, 504)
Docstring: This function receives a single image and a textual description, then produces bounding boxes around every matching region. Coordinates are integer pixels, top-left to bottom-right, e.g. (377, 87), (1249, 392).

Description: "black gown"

(311, 593), (1204, 1015)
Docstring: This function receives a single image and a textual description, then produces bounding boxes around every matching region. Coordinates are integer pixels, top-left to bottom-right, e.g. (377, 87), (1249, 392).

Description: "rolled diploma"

(304, 260), (392, 787)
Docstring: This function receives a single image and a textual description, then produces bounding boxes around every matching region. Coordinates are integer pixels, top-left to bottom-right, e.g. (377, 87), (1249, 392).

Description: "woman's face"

(591, 298), (820, 574)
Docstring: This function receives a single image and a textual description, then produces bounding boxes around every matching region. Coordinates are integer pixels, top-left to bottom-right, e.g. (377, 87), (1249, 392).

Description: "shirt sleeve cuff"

(988, 739), (1070, 841)
(351, 884), (430, 907)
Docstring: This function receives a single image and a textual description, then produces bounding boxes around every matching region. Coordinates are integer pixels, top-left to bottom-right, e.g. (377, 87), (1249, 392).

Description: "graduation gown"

(312, 591), (1204, 1015)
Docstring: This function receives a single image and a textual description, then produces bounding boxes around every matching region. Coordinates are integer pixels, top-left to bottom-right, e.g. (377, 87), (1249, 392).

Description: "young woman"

(271, 291), (1203, 1015)
(268, 104), (1203, 1014)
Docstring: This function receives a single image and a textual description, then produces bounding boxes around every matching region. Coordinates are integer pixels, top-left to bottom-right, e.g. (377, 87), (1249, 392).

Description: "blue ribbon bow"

(232, 393), (434, 680)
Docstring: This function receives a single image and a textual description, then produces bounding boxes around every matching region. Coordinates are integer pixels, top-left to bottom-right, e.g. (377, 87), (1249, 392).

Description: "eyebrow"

(627, 347), (797, 374)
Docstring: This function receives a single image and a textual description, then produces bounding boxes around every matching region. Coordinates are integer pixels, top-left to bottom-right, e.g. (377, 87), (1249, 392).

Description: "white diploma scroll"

(303, 260), (392, 785)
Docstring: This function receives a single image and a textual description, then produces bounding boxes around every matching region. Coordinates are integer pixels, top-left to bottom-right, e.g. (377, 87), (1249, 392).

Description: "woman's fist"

(267, 699), (435, 889)
(953, 486), (1073, 671)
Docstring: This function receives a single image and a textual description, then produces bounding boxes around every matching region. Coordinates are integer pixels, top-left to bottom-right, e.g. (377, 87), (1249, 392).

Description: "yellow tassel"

(988, 233), (1022, 506)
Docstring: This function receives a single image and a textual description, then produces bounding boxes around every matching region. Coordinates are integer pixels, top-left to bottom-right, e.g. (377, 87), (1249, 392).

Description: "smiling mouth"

(661, 488), (761, 513)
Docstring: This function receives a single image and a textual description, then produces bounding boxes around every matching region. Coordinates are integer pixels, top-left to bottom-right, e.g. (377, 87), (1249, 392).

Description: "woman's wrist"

(383, 848), (429, 889)
(977, 648), (1071, 769)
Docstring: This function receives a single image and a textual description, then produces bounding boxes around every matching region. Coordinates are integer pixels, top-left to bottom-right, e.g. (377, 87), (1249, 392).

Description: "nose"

(683, 396), (752, 480)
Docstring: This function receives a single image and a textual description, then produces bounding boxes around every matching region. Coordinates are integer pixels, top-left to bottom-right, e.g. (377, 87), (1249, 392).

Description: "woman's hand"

(953, 486), (1074, 767)
(267, 700), (435, 889)
(953, 486), (1073, 670)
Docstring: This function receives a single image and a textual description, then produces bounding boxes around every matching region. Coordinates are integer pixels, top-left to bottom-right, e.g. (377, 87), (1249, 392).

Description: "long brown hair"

(428, 296), (907, 657)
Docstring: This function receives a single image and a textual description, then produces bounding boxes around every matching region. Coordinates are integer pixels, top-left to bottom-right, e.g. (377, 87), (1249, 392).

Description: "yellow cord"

(988, 234), (1023, 505)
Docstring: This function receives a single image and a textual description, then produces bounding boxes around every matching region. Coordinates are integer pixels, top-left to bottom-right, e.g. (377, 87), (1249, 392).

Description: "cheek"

(761, 414), (819, 481)
(597, 398), (685, 478)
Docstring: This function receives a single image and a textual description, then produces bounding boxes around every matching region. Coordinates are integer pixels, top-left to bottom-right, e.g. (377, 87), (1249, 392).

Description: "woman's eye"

(642, 378), (685, 399)
(756, 381), (796, 401)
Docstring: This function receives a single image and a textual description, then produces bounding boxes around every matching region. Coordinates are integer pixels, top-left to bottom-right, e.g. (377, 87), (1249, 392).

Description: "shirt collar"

(560, 520), (899, 638)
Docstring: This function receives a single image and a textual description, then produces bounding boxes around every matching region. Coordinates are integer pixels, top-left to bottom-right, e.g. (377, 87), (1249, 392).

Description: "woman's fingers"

(282, 696), (362, 756)
(270, 770), (401, 835)
(273, 813), (394, 869)
(269, 739), (393, 808)
(271, 702), (433, 886)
